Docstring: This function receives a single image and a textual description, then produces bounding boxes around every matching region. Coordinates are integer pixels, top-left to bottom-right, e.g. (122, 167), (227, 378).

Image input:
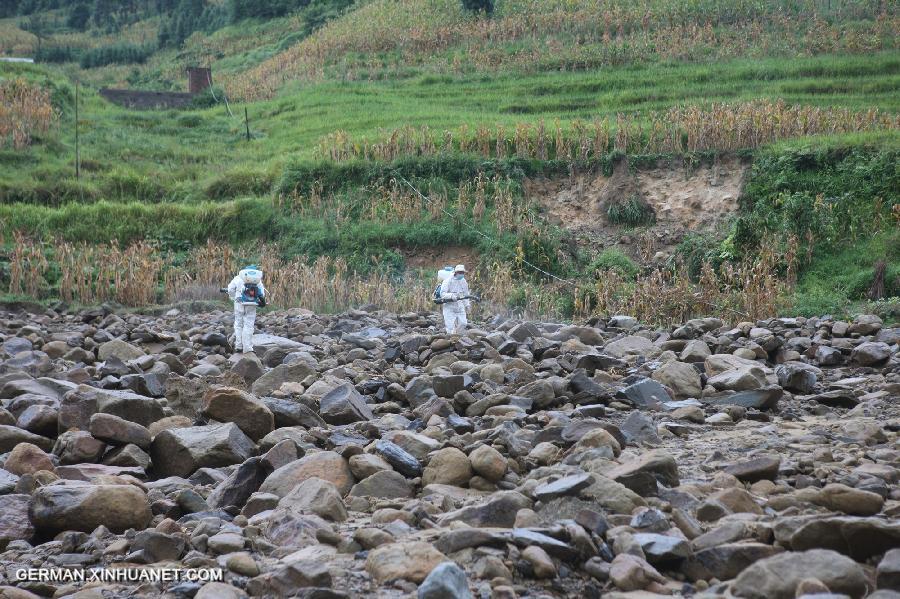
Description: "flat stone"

(533, 472), (593, 501)
(724, 455), (781, 483)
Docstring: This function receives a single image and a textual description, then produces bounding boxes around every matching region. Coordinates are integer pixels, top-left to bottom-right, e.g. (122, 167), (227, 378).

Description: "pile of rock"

(0, 303), (897, 598)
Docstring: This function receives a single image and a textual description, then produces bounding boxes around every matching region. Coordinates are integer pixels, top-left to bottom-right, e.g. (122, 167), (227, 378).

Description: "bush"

(79, 43), (153, 68)
(461, 0), (493, 15)
(591, 249), (639, 279)
(189, 86), (226, 109)
(607, 196), (655, 227)
(34, 46), (81, 63)
(205, 169), (274, 200)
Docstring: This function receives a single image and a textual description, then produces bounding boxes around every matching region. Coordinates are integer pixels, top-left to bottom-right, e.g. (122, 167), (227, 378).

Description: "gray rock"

(350, 470), (414, 499)
(150, 423), (256, 478)
(29, 484), (152, 534)
(320, 383), (374, 425)
(251, 362), (315, 396)
(207, 457), (268, 509)
(724, 455), (781, 483)
(438, 491), (532, 528)
(732, 549), (868, 599)
(776, 363), (818, 393)
(0, 424), (52, 452)
(851, 342), (891, 366)
(684, 542), (782, 582)
(701, 386), (782, 410)
(619, 379), (672, 409)
(262, 397), (326, 429)
(417, 561), (473, 599)
(878, 549), (900, 592)
(533, 472), (593, 501)
(633, 532), (691, 563)
(788, 516), (900, 561)
(375, 440), (422, 478)
(0, 494), (33, 549)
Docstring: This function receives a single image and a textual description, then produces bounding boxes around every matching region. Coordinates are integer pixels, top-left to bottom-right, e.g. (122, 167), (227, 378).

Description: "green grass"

(791, 230), (900, 317)
(2, 52), (897, 207)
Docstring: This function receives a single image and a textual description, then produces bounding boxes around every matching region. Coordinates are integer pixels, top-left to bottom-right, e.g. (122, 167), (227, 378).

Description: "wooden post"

(244, 107), (251, 141)
(75, 80), (80, 180)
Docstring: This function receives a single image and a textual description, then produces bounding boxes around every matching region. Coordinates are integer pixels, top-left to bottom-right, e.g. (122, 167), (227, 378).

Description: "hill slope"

(0, 0), (897, 321)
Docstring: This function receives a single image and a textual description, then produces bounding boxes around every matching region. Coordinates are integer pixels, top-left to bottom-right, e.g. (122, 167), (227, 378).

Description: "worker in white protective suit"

(227, 265), (266, 353)
(440, 264), (471, 335)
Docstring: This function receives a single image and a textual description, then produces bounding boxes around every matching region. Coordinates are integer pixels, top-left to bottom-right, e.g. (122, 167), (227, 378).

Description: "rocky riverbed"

(0, 302), (897, 599)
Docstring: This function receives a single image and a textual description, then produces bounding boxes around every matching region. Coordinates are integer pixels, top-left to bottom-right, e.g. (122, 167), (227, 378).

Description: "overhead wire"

(206, 70), (235, 118)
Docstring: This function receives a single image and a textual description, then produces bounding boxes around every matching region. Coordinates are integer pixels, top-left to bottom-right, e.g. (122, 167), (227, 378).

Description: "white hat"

(454, 264), (466, 273)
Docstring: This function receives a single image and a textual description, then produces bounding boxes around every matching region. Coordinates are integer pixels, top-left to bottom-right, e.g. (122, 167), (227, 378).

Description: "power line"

(206, 70), (235, 118)
(392, 171), (579, 287)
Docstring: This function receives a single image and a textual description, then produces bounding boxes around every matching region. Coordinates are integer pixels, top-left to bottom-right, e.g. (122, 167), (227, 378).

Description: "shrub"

(461, 0), (493, 15)
(591, 249), (639, 279)
(79, 43), (153, 68)
(34, 46), (81, 63)
(607, 196), (655, 227)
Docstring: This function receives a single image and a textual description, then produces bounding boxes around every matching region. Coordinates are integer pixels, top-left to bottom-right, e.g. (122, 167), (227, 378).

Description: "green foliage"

(590, 249), (639, 279)
(34, 45), (81, 63)
(205, 168), (274, 200)
(79, 43), (153, 68)
(606, 196), (655, 227)
(734, 145), (898, 253)
(461, 0), (493, 15)
(674, 233), (723, 280)
(790, 230), (900, 317)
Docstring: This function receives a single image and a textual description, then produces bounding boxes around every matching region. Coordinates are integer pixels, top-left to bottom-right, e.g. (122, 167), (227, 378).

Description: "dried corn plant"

(0, 78), (55, 150)
(8, 232), (48, 297)
(314, 100), (899, 163)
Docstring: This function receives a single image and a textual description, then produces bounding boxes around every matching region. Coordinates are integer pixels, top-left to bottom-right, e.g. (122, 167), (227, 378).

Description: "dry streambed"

(0, 304), (897, 599)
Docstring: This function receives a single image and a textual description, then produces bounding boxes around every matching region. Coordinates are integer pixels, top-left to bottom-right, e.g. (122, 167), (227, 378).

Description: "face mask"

(454, 274), (464, 280)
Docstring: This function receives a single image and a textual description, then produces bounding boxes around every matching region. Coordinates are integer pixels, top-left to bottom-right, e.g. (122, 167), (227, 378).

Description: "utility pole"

(244, 107), (251, 141)
(75, 80), (80, 180)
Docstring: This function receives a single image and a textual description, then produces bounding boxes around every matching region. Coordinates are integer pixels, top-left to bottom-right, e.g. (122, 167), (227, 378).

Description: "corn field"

(315, 100), (900, 163)
(277, 174), (534, 235)
(6, 236), (792, 325)
(228, 0), (896, 100)
(0, 78), (55, 150)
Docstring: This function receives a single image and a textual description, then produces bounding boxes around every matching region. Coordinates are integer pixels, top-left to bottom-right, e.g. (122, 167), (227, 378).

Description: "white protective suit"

(227, 274), (266, 352)
(440, 275), (470, 334)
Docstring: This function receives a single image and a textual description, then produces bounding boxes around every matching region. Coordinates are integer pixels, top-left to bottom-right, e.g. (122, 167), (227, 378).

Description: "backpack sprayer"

(220, 266), (267, 307)
(432, 265), (481, 305)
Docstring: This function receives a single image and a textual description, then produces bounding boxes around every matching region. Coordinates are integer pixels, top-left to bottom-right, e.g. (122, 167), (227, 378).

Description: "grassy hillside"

(0, 0), (897, 321)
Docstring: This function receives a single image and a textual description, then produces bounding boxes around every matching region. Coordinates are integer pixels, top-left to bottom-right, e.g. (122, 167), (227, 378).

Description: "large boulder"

(0, 425), (53, 453)
(604, 336), (659, 359)
(59, 386), (165, 431)
(201, 387), (275, 441)
(731, 549), (868, 599)
(98, 339), (145, 362)
(251, 363), (315, 397)
(29, 484), (152, 534)
(0, 494), (33, 549)
(422, 448), (472, 487)
(319, 383), (374, 425)
(366, 541), (447, 583)
(652, 361), (702, 398)
(89, 413), (151, 449)
(277, 477), (347, 521)
(259, 451), (354, 497)
(851, 341), (891, 366)
(150, 423), (256, 478)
